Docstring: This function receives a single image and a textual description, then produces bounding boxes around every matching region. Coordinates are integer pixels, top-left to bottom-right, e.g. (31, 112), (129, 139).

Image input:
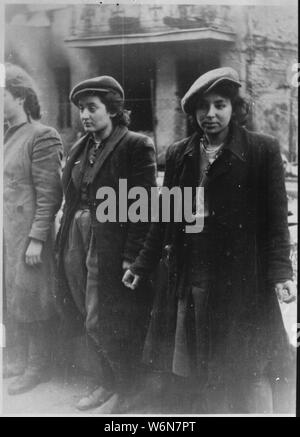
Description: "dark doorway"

(97, 44), (155, 136)
(121, 45), (155, 136)
(177, 46), (220, 135)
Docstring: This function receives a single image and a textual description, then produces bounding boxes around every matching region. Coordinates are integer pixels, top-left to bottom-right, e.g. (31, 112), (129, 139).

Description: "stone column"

(219, 6), (248, 94)
(67, 48), (100, 132)
(155, 48), (184, 166)
(6, 20), (59, 129)
(219, 6), (255, 128)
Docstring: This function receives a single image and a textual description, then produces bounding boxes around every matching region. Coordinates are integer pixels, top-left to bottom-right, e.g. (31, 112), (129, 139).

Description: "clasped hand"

(275, 280), (296, 304)
(122, 266), (141, 290)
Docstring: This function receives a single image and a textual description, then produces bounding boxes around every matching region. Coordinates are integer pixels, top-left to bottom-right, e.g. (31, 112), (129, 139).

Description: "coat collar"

(178, 124), (247, 186)
(223, 123), (247, 162)
(182, 123), (247, 162)
(206, 124), (247, 184)
(86, 125), (128, 184)
(62, 133), (89, 188)
(183, 132), (199, 158)
(4, 122), (30, 144)
(63, 125), (128, 187)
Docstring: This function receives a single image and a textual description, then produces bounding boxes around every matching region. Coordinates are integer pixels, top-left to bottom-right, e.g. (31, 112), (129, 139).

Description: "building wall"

(219, 5), (298, 158)
(5, 23), (59, 129)
(5, 4), (298, 161)
(5, 6), (76, 149)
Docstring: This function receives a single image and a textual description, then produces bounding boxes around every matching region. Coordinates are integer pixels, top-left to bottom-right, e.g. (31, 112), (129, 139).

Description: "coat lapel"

(206, 150), (234, 185)
(177, 133), (199, 187)
(206, 124), (247, 186)
(62, 134), (90, 189)
(87, 125), (128, 185)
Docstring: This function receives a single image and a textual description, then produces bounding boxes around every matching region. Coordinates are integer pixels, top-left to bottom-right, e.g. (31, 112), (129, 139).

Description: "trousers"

(63, 209), (115, 390)
(63, 209), (99, 339)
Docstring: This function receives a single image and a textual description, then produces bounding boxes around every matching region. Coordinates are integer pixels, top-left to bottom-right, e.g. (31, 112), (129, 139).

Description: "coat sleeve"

(129, 144), (176, 277)
(28, 128), (63, 242)
(263, 138), (293, 283)
(122, 136), (157, 263)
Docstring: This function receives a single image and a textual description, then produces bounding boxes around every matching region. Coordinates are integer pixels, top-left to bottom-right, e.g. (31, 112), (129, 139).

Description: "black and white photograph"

(0, 0), (298, 417)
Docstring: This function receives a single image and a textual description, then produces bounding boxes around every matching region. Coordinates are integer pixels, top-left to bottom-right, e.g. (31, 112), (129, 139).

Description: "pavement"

(0, 370), (182, 416)
(1, 298), (297, 417)
(1, 372), (97, 416)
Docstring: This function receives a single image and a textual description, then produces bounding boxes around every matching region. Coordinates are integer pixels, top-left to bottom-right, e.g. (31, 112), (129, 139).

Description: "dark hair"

(5, 64), (41, 121)
(188, 83), (250, 133)
(7, 86), (41, 121)
(79, 90), (131, 127)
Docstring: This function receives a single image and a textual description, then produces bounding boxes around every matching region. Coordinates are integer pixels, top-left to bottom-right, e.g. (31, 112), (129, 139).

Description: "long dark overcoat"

(56, 125), (157, 377)
(3, 121), (63, 323)
(131, 123), (294, 384)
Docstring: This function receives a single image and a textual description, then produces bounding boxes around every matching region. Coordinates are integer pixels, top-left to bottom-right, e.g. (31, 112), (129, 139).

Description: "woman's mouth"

(203, 122), (218, 128)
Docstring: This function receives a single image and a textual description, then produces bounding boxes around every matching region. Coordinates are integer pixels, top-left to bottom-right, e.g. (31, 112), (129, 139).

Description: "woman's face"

(195, 92), (233, 136)
(4, 89), (24, 122)
(78, 94), (114, 136)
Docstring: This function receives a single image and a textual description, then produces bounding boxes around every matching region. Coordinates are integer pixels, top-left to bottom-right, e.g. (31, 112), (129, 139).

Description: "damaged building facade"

(5, 3), (298, 165)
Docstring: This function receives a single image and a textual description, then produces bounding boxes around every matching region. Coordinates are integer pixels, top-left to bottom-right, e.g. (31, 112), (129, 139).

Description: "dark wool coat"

(131, 123), (294, 384)
(3, 121), (63, 323)
(56, 125), (157, 377)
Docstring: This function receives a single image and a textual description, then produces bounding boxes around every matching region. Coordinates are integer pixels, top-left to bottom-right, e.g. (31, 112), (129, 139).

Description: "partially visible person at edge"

(123, 67), (296, 414)
(55, 76), (157, 413)
(3, 63), (63, 395)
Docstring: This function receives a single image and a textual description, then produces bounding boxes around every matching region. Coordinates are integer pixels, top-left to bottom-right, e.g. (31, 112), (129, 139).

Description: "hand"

(122, 269), (141, 290)
(275, 280), (297, 304)
(25, 239), (43, 266)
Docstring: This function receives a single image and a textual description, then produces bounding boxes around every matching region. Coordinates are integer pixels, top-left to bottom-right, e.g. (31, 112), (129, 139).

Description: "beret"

(5, 63), (37, 92)
(181, 67), (241, 114)
(70, 75), (124, 105)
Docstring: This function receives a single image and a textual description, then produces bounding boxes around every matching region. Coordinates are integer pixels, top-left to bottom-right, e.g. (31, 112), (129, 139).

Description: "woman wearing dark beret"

(56, 75), (156, 412)
(3, 64), (63, 394)
(123, 67), (296, 414)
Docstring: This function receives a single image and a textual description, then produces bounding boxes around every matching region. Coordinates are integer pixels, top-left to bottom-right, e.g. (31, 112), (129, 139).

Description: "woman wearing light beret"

(56, 75), (157, 412)
(3, 63), (63, 395)
(123, 67), (296, 414)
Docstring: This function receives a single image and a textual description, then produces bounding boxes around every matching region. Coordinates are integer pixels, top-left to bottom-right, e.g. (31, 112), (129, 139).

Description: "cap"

(181, 67), (241, 114)
(70, 75), (124, 105)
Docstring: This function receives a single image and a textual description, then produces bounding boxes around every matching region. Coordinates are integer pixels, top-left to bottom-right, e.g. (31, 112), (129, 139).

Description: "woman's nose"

(81, 108), (90, 119)
(206, 105), (216, 118)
